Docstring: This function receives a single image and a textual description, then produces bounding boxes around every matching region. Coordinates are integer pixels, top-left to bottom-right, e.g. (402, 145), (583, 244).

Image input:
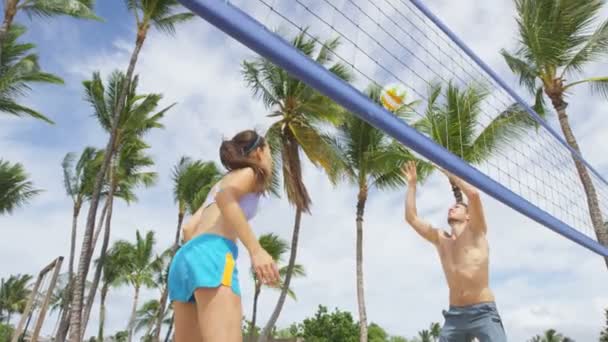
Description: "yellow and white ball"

(380, 83), (408, 112)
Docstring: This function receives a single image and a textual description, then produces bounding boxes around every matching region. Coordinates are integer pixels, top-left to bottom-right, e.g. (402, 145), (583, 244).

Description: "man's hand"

(437, 166), (455, 181)
(403, 161), (439, 245)
(402, 161), (418, 185)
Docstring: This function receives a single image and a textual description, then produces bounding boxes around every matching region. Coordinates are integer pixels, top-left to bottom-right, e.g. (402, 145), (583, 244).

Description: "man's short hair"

(457, 202), (468, 210)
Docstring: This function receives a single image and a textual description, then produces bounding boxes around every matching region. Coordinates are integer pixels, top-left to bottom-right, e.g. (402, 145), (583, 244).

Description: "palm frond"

(62, 152), (77, 200)
(264, 122), (284, 198)
(368, 144), (430, 190)
(588, 76), (608, 100)
(296, 95), (345, 126)
(152, 12), (195, 35)
(289, 121), (343, 184)
(500, 49), (539, 93)
(0, 25), (62, 123)
(327, 63), (354, 83)
(241, 60), (281, 109)
(315, 36), (340, 66)
(531, 86), (548, 118)
(0, 159), (42, 215)
(259, 233), (289, 261)
(513, 0), (604, 73)
(21, 0), (102, 21)
(565, 76), (608, 100)
(0, 98), (55, 123)
(123, 0), (139, 11)
(562, 18), (608, 76)
(83, 72), (112, 131)
(470, 103), (535, 163)
(174, 160), (222, 214)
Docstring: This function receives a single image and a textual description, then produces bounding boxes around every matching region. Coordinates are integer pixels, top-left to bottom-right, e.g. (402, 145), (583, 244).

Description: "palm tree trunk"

(82, 189), (115, 339)
(68, 121), (117, 342)
(54, 201), (83, 341)
(355, 186), (368, 342)
(549, 95), (608, 269)
(250, 283), (261, 342)
(91, 198), (111, 253)
(57, 198), (108, 342)
(153, 211), (184, 341)
(128, 285), (141, 342)
(97, 283), (109, 342)
(449, 179), (463, 204)
(172, 212), (185, 248)
(69, 201), (82, 283)
(68, 24), (149, 341)
(164, 315), (174, 342)
(0, 0), (18, 54)
(259, 209), (303, 342)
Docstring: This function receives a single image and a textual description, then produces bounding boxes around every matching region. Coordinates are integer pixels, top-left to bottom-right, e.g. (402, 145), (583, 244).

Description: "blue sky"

(1, 0), (608, 341)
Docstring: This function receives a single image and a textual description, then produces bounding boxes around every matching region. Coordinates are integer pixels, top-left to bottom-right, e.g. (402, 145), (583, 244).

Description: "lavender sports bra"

(201, 180), (261, 220)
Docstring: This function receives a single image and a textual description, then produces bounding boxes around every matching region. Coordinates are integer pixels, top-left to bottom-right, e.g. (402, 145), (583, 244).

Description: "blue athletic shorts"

(439, 302), (507, 342)
(168, 233), (240, 302)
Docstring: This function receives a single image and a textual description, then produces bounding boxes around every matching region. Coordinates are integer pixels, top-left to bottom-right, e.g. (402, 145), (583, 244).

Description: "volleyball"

(380, 83), (408, 112)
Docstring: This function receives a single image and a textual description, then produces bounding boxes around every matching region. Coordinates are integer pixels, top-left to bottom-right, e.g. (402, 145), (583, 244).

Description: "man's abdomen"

(445, 264), (494, 306)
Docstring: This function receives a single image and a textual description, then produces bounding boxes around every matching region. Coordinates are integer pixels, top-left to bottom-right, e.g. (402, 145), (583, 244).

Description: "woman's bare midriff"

(182, 204), (237, 243)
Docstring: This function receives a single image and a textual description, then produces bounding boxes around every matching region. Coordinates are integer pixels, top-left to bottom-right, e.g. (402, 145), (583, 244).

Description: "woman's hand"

(251, 247), (280, 286)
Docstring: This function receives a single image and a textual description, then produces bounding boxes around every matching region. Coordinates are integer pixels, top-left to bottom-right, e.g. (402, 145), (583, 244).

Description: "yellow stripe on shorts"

(221, 252), (235, 287)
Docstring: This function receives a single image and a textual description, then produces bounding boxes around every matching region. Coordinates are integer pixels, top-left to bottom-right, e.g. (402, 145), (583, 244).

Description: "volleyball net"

(178, 0), (608, 257)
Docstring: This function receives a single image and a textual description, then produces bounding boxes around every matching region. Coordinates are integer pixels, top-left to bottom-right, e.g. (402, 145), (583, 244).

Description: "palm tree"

(501, 0), (608, 266)
(152, 157), (222, 341)
(81, 139), (158, 337)
(82, 71), (166, 256)
(528, 329), (575, 342)
(68, 71), (168, 340)
(0, 274), (32, 324)
(600, 308), (608, 342)
(429, 322), (441, 342)
(0, 0), (99, 54)
(333, 84), (427, 342)
(418, 329), (432, 342)
(112, 230), (158, 342)
(0, 25), (63, 123)
(54, 147), (100, 337)
(113, 330), (129, 342)
(93, 241), (130, 342)
(62, 147), (100, 281)
(242, 28), (352, 341)
(48, 274), (92, 334)
(134, 300), (171, 341)
(248, 233), (305, 342)
(0, 159), (41, 215)
(411, 81), (538, 202)
(70, 3), (193, 337)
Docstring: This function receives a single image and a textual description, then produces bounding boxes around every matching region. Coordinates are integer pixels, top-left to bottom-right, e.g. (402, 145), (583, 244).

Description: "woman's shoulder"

(221, 168), (261, 193)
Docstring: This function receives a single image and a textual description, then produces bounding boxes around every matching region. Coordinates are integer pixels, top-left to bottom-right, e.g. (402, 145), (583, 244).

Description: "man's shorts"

(439, 301), (507, 342)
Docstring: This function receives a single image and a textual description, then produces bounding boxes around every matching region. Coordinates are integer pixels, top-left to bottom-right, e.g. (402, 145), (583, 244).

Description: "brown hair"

(219, 130), (269, 185)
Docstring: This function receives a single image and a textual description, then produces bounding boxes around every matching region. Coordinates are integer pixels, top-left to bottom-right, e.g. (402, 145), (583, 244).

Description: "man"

(402, 161), (507, 342)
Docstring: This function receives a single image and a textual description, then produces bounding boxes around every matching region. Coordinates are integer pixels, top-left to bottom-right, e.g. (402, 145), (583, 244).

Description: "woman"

(168, 129), (280, 342)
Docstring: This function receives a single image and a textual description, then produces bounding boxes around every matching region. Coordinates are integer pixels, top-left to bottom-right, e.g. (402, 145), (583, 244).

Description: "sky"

(1, 0), (608, 341)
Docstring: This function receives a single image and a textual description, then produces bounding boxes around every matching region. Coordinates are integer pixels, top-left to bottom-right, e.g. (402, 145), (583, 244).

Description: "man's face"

(447, 202), (469, 222)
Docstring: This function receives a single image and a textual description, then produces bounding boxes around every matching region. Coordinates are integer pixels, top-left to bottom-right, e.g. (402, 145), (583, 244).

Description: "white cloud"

(1, 0), (608, 341)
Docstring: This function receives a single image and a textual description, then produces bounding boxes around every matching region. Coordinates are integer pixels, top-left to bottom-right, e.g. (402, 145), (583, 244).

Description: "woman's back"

(181, 171), (261, 242)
